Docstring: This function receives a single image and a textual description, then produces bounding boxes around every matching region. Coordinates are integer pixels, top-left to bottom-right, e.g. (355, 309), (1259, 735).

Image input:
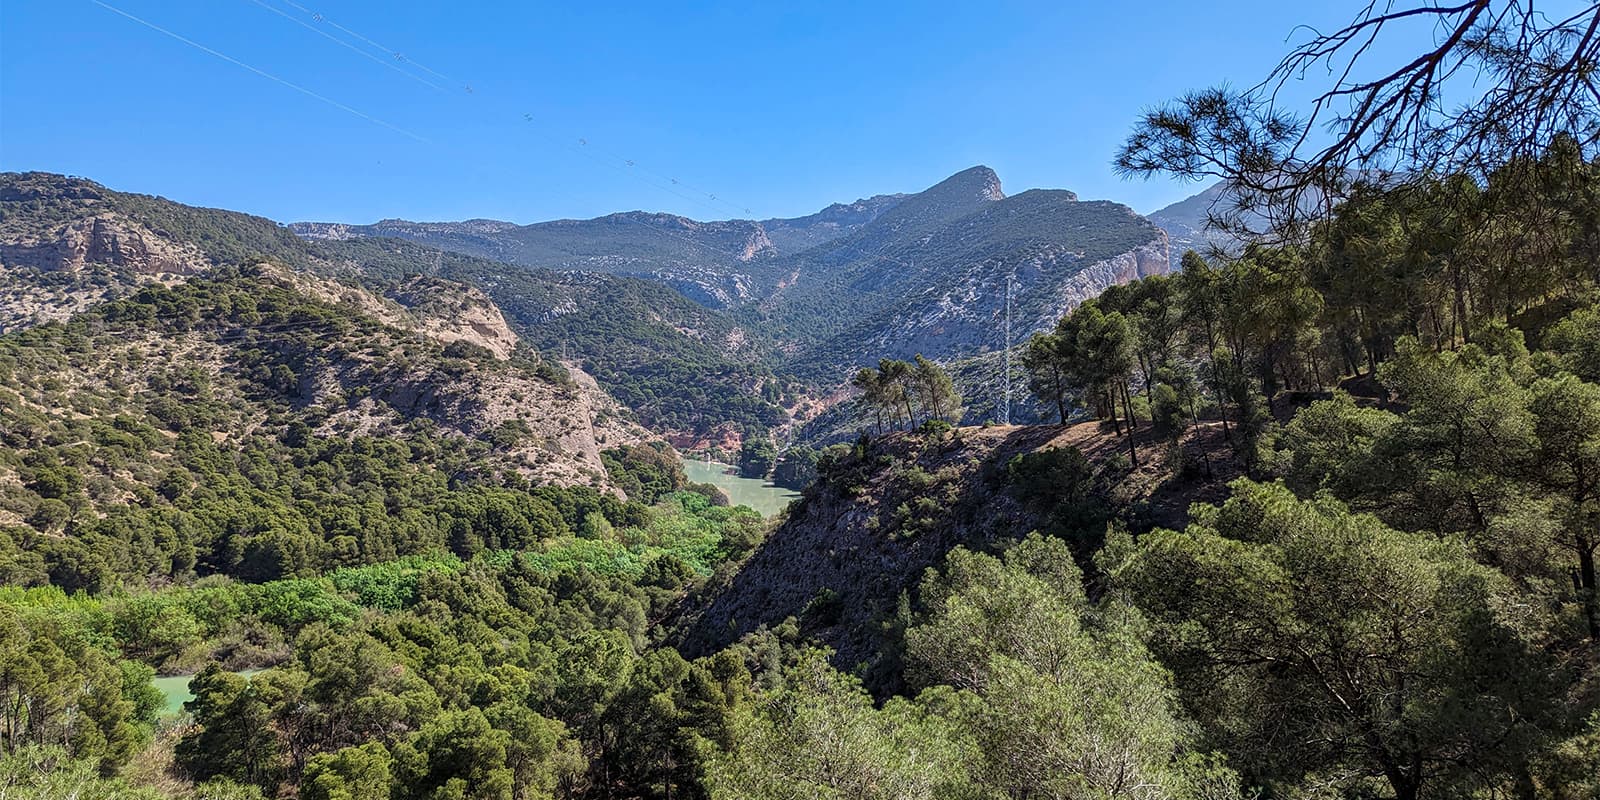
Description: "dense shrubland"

(8, 4), (1600, 795)
(5, 164), (1600, 800)
(980, 136), (1600, 798)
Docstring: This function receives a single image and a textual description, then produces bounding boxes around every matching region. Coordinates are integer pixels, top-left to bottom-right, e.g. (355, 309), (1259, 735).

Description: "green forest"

(7, 151), (1599, 798)
(5, 2), (1600, 799)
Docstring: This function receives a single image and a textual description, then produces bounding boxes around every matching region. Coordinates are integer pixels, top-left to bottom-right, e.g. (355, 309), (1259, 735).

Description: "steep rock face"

(0, 171), (318, 331)
(268, 268), (523, 361)
(304, 350), (646, 489)
(860, 231), (1171, 362)
(771, 188), (1171, 377)
(385, 275), (522, 360)
(246, 269), (659, 488)
(0, 215), (212, 330)
(252, 271), (659, 489)
(0, 262), (660, 494)
(1, 215), (207, 275)
(1044, 232), (1171, 312)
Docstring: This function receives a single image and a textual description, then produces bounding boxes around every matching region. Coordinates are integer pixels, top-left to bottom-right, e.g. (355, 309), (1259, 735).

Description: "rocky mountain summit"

(751, 170), (1170, 377)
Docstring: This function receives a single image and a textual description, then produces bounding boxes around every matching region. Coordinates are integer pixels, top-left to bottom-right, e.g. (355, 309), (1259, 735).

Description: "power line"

(241, 0), (444, 92)
(276, 0), (463, 87)
(250, 0), (760, 218)
(89, 0), (430, 144)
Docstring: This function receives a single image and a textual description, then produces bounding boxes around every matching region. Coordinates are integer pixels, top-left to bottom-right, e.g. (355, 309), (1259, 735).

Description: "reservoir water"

(153, 669), (263, 716)
(682, 460), (799, 517)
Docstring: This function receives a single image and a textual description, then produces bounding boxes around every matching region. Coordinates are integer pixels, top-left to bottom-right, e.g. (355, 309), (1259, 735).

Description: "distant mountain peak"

(933, 165), (1006, 202)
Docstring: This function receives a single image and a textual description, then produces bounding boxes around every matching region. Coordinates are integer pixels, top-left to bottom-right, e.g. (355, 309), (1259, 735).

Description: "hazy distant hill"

(291, 193), (907, 308)
(1147, 181), (1233, 269)
(1147, 178), (1339, 269)
(758, 193), (907, 253)
(296, 213), (777, 307)
(296, 166), (1170, 381)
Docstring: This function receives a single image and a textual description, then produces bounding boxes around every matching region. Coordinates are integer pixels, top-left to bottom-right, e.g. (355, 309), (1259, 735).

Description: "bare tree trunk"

(1121, 383), (1139, 467)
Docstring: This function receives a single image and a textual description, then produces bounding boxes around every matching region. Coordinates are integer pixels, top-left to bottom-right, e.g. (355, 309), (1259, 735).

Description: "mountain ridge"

(291, 165), (1170, 384)
(4, 168), (1186, 447)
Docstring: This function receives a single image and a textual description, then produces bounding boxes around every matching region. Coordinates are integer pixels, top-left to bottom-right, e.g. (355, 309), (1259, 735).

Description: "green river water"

(682, 460), (799, 517)
(153, 669), (262, 716)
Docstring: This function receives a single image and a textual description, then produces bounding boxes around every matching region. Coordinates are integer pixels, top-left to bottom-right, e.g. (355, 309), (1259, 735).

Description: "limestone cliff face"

(738, 227), (775, 262)
(309, 353), (650, 490)
(239, 266), (660, 489)
(152, 266), (660, 492)
(386, 276), (522, 360)
(1, 215), (208, 275)
(0, 215), (213, 331)
(1043, 230), (1172, 316)
(848, 226), (1173, 363)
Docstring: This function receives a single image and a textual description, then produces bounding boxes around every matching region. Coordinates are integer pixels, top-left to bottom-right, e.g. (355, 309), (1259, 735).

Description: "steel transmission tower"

(1002, 271), (1014, 425)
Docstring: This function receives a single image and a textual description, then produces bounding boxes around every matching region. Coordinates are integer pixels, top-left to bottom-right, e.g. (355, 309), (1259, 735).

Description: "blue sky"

(4, 1), (1405, 223)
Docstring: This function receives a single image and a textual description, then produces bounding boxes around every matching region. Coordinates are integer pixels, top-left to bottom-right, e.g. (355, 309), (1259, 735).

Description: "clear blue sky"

(3, 1), (1395, 223)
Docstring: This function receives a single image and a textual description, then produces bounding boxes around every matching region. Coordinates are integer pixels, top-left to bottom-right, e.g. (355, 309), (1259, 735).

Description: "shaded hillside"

(676, 419), (1241, 686)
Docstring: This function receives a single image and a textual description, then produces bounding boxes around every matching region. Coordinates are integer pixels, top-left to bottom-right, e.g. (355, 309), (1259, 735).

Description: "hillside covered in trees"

(0, 172), (789, 442)
(7, 136), (1600, 796)
(4, 1), (1600, 798)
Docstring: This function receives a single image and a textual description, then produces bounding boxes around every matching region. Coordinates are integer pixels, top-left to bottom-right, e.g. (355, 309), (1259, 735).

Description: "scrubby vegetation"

(14, 147), (1600, 794)
(8, 2), (1600, 797)
(1, 173), (791, 440)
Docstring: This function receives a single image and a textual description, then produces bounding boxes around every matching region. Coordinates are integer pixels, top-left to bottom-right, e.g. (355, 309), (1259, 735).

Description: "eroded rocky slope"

(675, 418), (1241, 686)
